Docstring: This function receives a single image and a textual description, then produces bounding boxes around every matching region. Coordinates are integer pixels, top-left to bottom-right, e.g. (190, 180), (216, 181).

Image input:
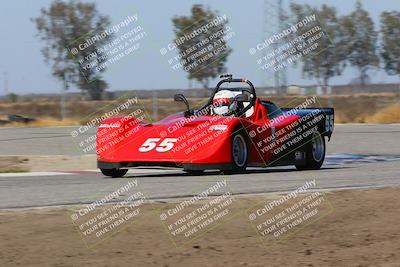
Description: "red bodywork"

(96, 98), (300, 169)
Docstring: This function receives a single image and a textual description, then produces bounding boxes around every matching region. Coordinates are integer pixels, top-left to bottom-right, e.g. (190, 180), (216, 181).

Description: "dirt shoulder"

(0, 187), (399, 267)
(0, 156), (29, 173)
(0, 155), (96, 172)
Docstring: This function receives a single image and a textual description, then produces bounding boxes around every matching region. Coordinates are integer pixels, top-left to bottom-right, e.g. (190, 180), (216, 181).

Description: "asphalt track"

(0, 124), (399, 209)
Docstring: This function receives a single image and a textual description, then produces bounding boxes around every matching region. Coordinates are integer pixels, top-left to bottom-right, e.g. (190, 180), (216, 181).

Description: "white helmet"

(213, 90), (235, 116)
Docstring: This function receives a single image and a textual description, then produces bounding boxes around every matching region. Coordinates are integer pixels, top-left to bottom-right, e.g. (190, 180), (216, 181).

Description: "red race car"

(97, 75), (334, 177)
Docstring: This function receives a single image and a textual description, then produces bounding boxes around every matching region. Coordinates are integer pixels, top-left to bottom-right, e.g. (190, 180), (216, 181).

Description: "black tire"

(222, 132), (248, 174)
(295, 131), (326, 170)
(100, 168), (128, 178)
(183, 170), (204, 175)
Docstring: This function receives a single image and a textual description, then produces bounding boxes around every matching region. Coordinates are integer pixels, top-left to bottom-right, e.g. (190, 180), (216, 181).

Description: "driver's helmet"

(213, 90), (235, 116)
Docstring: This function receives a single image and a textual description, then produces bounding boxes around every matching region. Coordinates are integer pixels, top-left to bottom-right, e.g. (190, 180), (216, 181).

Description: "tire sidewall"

(231, 133), (248, 171)
(307, 131), (325, 169)
(296, 131), (326, 170)
(101, 168), (128, 178)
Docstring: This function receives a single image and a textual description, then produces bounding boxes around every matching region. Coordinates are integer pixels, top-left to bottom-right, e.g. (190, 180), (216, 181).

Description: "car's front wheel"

(100, 168), (128, 178)
(222, 132), (248, 174)
(295, 131), (326, 170)
(183, 169), (204, 175)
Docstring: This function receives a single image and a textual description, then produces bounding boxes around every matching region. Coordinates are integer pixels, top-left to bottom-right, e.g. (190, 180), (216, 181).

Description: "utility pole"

(60, 73), (67, 121)
(3, 72), (8, 95)
(277, 0), (287, 93)
(263, 0), (288, 94)
(152, 91), (158, 122)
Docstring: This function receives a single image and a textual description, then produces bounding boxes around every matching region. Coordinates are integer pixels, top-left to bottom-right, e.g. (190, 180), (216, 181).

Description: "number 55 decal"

(138, 138), (178, 152)
(325, 114), (334, 132)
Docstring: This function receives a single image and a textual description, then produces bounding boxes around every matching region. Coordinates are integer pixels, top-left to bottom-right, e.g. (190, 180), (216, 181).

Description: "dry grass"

(2, 117), (81, 128)
(0, 156), (29, 173)
(267, 94), (400, 123)
(364, 104), (400, 123)
(27, 117), (81, 127)
(0, 93), (399, 126)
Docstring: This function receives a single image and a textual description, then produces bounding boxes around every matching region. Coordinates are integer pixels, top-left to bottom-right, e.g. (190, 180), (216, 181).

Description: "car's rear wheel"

(100, 168), (128, 178)
(223, 132), (248, 174)
(295, 131), (325, 170)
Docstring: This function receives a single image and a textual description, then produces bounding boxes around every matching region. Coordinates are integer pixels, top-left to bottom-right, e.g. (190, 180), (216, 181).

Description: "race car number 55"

(138, 138), (178, 152)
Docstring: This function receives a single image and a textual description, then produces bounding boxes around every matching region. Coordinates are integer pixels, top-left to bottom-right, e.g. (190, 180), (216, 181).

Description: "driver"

(212, 90), (236, 116)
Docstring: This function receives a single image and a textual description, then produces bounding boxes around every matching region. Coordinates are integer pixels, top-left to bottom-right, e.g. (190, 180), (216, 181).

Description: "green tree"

(172, 5), (232, 88)
(33, 0), (112, 100)
(381, 11), (400, 76)
(8, 93), (18, 103)
(290, 4), (346, 90)
(340, 1), (379, 87)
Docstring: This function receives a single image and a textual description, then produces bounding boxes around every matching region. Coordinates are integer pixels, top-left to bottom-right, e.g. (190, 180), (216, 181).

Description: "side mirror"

(234, 94), (250, 102)
(174, 94), (191, 117)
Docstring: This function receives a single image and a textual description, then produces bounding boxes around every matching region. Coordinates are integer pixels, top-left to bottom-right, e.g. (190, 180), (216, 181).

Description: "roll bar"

(196, 74), (257, 117)
(213, 75), (257, 99)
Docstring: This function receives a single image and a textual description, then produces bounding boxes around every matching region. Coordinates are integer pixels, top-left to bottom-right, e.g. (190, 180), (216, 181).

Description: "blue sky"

(0, 0), (399, 95)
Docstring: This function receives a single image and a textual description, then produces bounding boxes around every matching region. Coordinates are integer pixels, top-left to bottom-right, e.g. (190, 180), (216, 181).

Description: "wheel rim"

(311, 132), (324, 162)
(232, 135), (247, 167)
